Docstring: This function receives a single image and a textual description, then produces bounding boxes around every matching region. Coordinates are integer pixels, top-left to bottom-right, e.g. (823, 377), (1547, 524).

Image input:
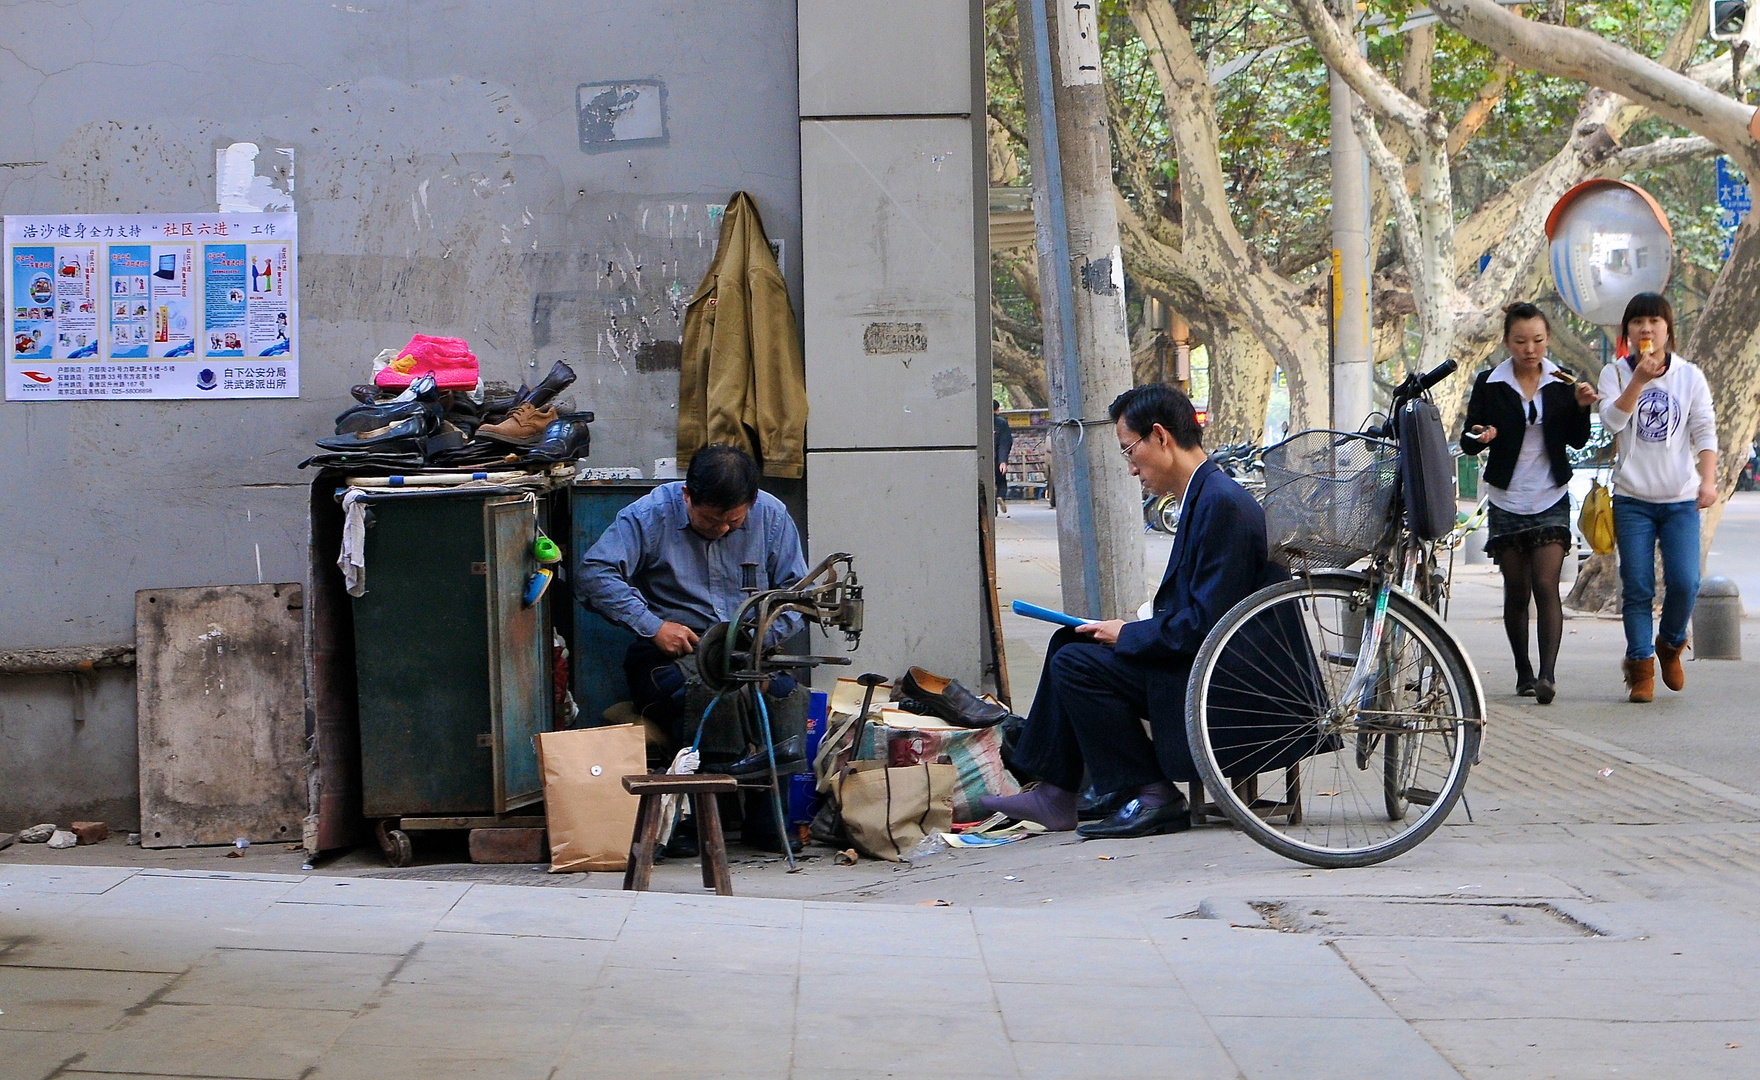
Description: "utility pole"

(1017, 0), (1147, 621)
(1329, 1), (1374, 432)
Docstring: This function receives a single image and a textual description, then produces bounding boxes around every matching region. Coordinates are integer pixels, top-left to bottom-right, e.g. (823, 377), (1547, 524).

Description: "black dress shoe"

(1077, 787), (1133, 822)
(349, 383), (379, 404)
(315, 413), (432, 452)
(524, 411), (595, 463)
(1076, 797), (1193, 840)
(705, 736), (806, 778)
(335, 375), (440, 433)
(900, 666), (1008, 728)
(481, 360), (577, 423)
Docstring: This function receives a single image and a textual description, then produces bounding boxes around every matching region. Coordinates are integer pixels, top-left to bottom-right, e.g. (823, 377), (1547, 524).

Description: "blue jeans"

(1612, 496), (1701, 660)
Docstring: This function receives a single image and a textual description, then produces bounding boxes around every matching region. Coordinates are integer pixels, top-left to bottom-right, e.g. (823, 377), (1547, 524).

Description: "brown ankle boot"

(1655, 637), (1686, 692)
(1623, 658), (1655, 703)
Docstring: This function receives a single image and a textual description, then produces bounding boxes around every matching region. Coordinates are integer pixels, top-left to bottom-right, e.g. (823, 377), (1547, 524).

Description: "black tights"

(1497, 542), (1566, 684)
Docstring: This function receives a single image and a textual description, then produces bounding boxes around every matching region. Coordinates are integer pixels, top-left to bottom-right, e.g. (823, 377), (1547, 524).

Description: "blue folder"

(1010, 600), (1095, 628)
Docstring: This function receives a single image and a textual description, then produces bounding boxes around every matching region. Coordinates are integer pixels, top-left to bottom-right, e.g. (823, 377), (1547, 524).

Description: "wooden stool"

(621, 774), (738, 896)
(1188, 764), (1304, 829)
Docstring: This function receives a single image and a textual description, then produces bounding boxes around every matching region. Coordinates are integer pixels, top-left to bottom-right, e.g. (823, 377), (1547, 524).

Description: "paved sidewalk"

(2, 864), (1462, 1080)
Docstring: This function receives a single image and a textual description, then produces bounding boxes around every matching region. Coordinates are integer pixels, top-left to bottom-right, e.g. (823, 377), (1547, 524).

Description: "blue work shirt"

(576, 482), (809, 641)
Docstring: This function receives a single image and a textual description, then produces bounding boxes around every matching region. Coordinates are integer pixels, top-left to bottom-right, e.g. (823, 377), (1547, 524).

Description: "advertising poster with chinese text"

(4, 213), (297, 399)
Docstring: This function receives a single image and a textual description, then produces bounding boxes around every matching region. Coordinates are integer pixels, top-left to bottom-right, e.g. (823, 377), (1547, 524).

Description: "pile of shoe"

(304, 358), (593, 472)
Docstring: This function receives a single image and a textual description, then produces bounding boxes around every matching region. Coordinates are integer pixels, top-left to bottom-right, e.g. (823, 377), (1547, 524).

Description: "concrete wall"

(0, 0), (803, 829)
(798, 0), (993, 687)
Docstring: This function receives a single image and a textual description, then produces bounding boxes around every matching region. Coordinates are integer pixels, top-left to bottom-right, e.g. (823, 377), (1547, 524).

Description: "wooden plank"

(398, 815), (547, 831)
(136, 584), (307, 848)
(484, 497), (550, 813)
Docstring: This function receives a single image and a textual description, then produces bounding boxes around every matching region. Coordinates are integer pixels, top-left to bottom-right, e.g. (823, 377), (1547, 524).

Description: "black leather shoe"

(335, 375), (440, 433)
(349, 383), (379, 404)
(900, 666), (1008, 728)
(1076, 797), (1193, 840)
(316, 413), (432, 452)
(524, 411), (595, 463)
(1077, 787), (1133, 822)
(706, 736), (806, 778)
(481, 360), (577, 423)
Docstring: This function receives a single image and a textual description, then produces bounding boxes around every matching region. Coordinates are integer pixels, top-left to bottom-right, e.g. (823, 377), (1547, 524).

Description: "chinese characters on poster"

(5, 213), (297, 400)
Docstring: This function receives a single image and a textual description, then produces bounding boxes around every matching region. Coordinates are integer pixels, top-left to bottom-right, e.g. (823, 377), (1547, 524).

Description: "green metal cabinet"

(351, 490), (552, 818)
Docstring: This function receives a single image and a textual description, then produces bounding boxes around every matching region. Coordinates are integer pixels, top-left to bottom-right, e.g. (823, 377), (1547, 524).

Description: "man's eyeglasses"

(1120, 435), (1145, 459)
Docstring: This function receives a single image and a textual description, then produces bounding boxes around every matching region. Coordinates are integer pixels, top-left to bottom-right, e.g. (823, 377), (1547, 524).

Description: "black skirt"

(1485, 494), (1572, 558)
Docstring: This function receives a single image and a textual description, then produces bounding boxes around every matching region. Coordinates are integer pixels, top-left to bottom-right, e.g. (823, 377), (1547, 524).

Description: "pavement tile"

(73, 1001), (353, 1079)
(0, 866), (138, 895)
(991, 981), (1216, 1047)
(1011, 1038), (1240, 1079)
(434, 884), (633, 940)
(1172, 956), (1400, 1020)
(307, 1041), (561, 1080)
(0, 1028), (94, 1080)
(237, 899), (440, 954)
(280, 875), (472, 911)
(336, 992), (582, 1053)
(165, 947), (404, 1011)
(1415, 1017), (1760, 1077)
(797, 947), (989, 978)
(397, 933), (611, 989)
(0, 915), (224, 972)
(603, 924), (801, 977)
(972, 906), (1150, 940)
(800, 902), (981, 958)
(558, 968), (794, 1078)
(980, 931), (1176, 987)
(88, 871), (300, 921)
(1206, 1014), (1464, 1080)
(793, 975), (1011, 1076)
(625, 891), (804, 930)
(0, 965), (176, 1033)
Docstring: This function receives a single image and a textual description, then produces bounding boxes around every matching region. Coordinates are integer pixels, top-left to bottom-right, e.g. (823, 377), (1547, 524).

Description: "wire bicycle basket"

(1260, 430), (1399, 570)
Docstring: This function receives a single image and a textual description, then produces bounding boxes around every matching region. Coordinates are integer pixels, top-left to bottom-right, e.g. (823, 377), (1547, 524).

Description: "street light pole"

(1329, 5), (1375, 433)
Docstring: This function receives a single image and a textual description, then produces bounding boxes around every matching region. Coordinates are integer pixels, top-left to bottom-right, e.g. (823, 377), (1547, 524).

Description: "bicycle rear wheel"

(1185, 570), (1482, 868)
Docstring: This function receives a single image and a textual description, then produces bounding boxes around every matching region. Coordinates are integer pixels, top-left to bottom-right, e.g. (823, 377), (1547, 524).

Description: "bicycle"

(1183, 359), (1486, 867)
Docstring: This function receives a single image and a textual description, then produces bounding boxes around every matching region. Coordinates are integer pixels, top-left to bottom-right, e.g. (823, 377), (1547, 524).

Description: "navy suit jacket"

(1109, 459), (1286, 780)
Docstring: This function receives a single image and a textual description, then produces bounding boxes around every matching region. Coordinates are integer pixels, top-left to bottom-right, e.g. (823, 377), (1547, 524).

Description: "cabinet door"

(484, 496), (552, 812)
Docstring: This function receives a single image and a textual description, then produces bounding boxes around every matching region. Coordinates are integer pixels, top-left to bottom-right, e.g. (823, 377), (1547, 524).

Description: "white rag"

(656, 746), (701, 848)
(339, 490), (369, 597)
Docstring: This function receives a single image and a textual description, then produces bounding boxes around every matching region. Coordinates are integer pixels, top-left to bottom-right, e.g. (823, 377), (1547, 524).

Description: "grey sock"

(1134, 781), (1178, 810)
(978, 784), (1079, 831)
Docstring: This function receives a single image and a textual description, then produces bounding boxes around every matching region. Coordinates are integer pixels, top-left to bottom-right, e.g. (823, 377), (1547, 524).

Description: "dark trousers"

(1012, 628), (1187, 795)
(623, 638), (797, 749)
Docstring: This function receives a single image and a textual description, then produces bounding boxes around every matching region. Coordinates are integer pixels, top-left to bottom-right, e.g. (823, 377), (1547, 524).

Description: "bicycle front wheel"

(1185, 570), (1482, 868)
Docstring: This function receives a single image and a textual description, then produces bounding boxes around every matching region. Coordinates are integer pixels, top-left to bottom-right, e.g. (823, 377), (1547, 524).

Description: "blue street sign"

(1717, 157), (1751, 261)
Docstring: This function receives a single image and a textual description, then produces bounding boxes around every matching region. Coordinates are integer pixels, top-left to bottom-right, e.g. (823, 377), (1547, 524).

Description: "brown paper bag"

(536, 724), (647, 873)
(833, 761), (956, 862)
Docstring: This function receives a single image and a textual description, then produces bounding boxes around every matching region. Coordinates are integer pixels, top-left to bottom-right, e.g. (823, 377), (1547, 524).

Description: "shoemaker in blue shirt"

(576, 444), (808, 743)
(981, 384), (1285, 839)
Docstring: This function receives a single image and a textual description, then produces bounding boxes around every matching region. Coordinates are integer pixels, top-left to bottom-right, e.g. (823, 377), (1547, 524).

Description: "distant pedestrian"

(994, 400), (1015, 515)
(1460, 302), (1595, 704)
(1596, 292), (1719, 703)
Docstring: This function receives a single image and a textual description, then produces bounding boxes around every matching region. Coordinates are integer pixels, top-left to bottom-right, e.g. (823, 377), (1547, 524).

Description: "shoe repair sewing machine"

(689, 552), (863, 870)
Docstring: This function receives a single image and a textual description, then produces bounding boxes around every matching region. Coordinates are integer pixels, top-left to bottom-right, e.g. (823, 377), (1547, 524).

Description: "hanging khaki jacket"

(677, 192), (807, 479)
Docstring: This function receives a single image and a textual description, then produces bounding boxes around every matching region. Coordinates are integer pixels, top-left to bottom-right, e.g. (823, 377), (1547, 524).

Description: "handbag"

(1577, 363), (1624, 557)
(831, 761), (956, 862)
(1579, 479), (1615, 556)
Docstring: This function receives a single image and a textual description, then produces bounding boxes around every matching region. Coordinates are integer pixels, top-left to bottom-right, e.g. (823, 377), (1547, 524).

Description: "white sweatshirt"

(1597, 354), (1717, 503)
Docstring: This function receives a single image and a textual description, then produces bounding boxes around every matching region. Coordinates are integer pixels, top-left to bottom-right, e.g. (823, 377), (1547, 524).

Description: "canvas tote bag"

(831, 761), (956, 862)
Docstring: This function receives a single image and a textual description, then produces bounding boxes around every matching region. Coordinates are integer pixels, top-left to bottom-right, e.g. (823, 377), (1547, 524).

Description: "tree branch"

(1447, 58), (1517, 157)
(1430, 0), (1760, 173)
(1282, 0), (1448, 141)
(1610, 134), (1719, 172)
(1352, 102), (1429, 322)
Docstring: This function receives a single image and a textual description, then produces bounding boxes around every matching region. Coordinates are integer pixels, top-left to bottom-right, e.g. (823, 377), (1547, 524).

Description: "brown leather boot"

(1655, 637), (1686, 692)
(1623, 657), (1655, 703)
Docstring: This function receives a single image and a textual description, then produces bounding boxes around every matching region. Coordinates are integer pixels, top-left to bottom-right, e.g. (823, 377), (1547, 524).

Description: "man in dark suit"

(982, 384), (1283, 839)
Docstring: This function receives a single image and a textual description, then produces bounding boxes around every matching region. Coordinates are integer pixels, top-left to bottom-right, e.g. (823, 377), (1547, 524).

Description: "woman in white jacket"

(1596, 292), (1719, 703)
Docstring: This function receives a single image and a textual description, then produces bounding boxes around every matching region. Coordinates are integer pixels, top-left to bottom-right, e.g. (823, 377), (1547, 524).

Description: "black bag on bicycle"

(1399, 399), (1455, 541)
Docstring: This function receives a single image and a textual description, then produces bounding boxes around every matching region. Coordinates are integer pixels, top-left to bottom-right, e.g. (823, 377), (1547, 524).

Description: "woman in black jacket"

(1459, 303), (1597, 703)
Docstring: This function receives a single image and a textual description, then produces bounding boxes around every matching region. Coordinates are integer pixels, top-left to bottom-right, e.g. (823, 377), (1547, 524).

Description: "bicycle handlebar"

(1364, 358), (1459, 439)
